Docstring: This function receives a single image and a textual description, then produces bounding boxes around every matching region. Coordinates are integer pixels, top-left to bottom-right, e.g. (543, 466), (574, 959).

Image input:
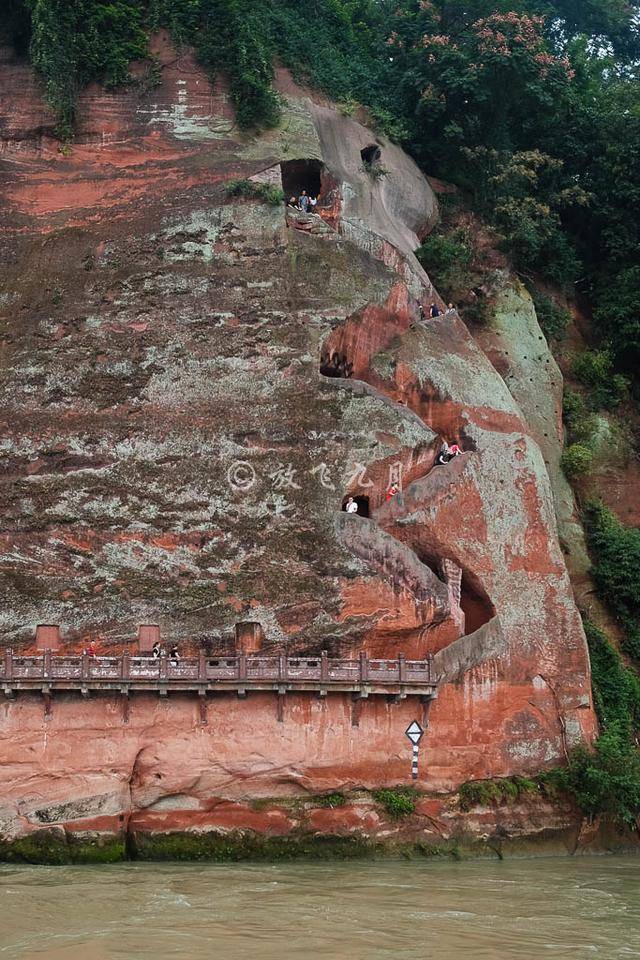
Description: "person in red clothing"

(385, 483), (399, 501)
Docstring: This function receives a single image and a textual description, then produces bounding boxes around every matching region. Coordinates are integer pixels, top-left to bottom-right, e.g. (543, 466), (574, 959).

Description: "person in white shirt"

(345, 497), (358, 514)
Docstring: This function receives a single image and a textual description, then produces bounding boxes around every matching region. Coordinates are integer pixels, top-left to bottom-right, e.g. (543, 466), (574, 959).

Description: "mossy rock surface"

(0, 830), (126, 865)
(131, 830), (382, 862)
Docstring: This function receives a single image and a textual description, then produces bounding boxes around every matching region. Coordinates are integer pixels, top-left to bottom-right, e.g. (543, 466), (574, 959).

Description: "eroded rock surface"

(0, 38), (596, 850)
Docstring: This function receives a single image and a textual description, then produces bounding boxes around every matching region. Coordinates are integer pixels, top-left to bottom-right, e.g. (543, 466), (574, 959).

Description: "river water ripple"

(1, 857), (639, 959)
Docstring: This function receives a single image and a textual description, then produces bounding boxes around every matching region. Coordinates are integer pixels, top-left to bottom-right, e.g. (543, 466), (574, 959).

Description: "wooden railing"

(0, 650), (436, 691)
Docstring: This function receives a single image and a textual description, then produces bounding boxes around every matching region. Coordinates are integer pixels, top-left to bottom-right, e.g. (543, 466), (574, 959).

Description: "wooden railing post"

(4, 648), (13, 680)
(320, 650), (329, 682)
(359, 650), (368, 683)
(121, 651), (130, 680)
(278, 649), (287, 681)
(398, 653), (406, 683)
(198, 650), (206, 680)
(237, 651), (247, 681)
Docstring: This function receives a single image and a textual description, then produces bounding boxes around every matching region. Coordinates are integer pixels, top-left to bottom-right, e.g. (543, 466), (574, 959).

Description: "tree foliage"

(556, 723), (640, 825)
(583, 501), (640, 660)
(25, 0), (147, 138)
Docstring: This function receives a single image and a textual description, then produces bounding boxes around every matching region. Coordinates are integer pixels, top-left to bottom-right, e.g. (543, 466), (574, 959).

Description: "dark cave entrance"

(460, 574), (495, 634)
(414, 547), (495, 635)
(360, 143), (382, 165)
(281, 159), (323, 201)
(342, 495), (370, 518)
(320, 348), (353, 379)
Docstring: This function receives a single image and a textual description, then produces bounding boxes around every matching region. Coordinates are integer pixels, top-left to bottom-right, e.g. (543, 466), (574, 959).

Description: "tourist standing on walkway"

(299, 190), (309, 212)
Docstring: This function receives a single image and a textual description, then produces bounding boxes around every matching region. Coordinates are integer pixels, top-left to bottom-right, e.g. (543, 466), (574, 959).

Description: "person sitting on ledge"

(436, 440), (462, 464)
(437, 440), (451, 464)
(345, 496), (359, 514)
(287, 196), (299, 209)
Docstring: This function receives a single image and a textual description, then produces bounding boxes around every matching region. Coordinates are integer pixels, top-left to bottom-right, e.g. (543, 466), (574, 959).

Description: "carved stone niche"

(235, 621), (265, 654)
(138, 624), (160, 653)
(35, 624), (61, 651)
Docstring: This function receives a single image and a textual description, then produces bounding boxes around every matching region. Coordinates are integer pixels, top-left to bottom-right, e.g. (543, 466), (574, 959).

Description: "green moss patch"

(372, 787), (417, 819)
(0, 830), (126, 865)
(131, 830), (381, 862)
(458, 776), (539, 812)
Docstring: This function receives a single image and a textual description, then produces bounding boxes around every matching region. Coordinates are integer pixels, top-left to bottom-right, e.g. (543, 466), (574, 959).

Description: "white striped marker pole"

(405, 719), (424, 781)
(411, 742), (419, 780)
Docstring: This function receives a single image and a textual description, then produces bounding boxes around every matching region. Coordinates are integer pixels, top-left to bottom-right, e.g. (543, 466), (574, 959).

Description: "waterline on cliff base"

(1, 857), (639, 959)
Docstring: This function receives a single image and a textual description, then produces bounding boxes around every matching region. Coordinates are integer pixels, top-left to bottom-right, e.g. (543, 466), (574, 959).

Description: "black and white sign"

(405, 720), (424, 779)
(405, 720), (424, 745)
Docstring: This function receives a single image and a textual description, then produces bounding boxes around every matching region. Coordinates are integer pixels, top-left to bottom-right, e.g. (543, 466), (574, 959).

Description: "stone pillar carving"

(439, 559), (462, 603)
(35, 624), (61, 651)
(235, 621), (265, 654)
(439, 559), (465, 634)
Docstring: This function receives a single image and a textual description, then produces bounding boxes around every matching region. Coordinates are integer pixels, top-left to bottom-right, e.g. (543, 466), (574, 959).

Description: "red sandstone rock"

(0, 39), (597, 848)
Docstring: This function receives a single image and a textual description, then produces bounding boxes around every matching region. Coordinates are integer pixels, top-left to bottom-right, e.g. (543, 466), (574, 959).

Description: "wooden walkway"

(1, 651), (437, 700)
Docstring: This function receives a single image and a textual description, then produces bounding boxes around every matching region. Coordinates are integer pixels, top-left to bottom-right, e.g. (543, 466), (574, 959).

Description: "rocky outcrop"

(0, 35), (597, 853)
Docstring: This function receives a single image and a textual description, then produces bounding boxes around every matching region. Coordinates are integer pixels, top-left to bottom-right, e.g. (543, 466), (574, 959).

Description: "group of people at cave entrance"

(288, 189), (320, 214)
(320, 350), (353, 379)
(420, 302), (455, 321)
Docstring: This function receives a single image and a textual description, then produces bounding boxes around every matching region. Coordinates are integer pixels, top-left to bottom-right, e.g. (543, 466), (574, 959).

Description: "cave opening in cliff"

(280, 159), (323, 201)
(460, 573), (495, 634)
(413, 546), (495, 634)
(342, 495), (370, 518)
(360, 143), (382, 165)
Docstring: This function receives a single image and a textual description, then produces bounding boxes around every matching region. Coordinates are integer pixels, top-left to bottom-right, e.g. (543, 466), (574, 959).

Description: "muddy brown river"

(1, 857), (639, 959)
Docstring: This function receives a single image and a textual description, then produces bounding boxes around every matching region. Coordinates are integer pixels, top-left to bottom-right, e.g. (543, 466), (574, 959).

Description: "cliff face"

(0, 37), (597, 853)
